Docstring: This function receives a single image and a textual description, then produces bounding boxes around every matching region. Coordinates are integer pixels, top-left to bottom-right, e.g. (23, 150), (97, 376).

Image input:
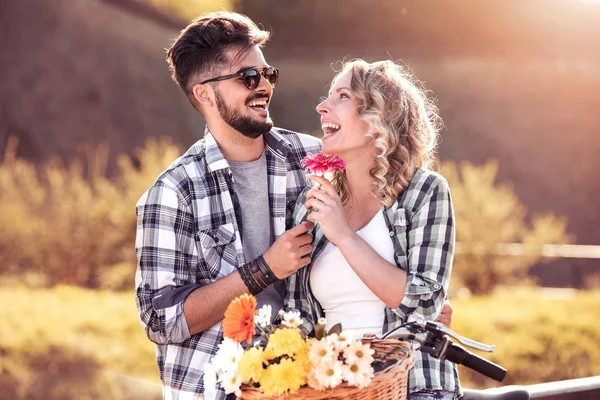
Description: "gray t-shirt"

(229, 151), (284, 314)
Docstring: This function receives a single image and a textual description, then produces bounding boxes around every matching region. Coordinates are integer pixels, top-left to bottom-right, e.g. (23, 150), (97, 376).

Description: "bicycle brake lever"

(387, 314), (497, 352)
(401, 316), (496, 352)
(434, 323), (496, 352)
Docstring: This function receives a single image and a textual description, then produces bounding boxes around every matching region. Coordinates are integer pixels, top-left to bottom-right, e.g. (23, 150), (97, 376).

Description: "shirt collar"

(203, 126), (292, 173)
(203, 127), (230, 173)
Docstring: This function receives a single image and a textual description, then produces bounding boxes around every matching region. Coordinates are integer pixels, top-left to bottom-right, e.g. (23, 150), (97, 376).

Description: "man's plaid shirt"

(135, 127), (321, 400)
(285, 168), (461, 396)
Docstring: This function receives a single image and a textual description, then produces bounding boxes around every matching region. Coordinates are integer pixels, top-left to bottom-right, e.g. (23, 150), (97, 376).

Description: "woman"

(285, 59), (460, 399)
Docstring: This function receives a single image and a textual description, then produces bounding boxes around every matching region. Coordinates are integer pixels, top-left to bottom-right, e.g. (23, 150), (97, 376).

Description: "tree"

(0, 136), (182, 289)
(442, 160), (572, 295)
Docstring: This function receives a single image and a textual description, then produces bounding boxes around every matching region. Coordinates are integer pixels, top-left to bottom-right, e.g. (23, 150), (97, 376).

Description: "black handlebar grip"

(445, 343), (507, 382)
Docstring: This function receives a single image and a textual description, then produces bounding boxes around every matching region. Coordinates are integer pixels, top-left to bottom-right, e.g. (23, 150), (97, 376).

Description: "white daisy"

(342, 361), (374, 389)
(212, 337), (244, 374)
(221, 370), (243, 397)
(327, 330), (355, 352)
(343, 340), (375, 366)
(314, 357), (344, 388)
(254, 304), (272, 327)
(308, 337), (337, 367)
(282, 310), (303, 328)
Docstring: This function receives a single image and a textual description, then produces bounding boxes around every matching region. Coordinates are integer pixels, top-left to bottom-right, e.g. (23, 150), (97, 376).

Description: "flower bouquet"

(204, 294), (415, 400)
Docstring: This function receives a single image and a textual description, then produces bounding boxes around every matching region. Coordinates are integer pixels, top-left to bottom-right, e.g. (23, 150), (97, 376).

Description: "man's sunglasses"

(201, 66), (279, 90)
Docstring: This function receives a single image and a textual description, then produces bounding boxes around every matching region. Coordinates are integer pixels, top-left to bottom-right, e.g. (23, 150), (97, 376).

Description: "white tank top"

(309, 209), (396, 337)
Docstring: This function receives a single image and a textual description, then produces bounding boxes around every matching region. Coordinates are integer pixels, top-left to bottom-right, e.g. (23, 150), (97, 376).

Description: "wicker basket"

(239, 339), (415, 400)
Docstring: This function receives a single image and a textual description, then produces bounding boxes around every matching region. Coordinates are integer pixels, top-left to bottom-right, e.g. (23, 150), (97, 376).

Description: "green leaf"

(327, 323), (342, 336)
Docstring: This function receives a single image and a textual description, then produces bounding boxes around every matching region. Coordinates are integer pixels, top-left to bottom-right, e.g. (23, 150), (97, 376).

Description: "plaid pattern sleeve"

(384, 168), (459, 395)
(391, 169), (455, 323)
(135, 181), (198, 345)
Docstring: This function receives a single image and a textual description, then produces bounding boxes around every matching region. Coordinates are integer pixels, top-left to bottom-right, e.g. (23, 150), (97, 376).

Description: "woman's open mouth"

(322, 121), (341, 138)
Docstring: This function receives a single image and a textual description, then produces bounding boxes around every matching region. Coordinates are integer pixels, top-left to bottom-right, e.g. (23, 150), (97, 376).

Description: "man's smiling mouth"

(247, 97), (269, 110)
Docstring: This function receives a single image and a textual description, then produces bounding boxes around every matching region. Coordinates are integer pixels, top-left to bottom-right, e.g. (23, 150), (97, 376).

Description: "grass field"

(452, 287), (600, 387)
(1, 285), (599, 399)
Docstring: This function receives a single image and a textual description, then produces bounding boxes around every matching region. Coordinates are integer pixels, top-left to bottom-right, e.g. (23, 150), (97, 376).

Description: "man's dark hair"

(166, 12), (270, 100)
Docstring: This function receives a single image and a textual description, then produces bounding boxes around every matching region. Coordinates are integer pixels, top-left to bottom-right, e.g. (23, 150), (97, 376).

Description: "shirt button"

(389, 231), (394, 237)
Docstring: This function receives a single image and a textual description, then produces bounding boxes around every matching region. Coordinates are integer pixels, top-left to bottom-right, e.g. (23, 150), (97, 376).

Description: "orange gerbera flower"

(223, 294), (257, 344)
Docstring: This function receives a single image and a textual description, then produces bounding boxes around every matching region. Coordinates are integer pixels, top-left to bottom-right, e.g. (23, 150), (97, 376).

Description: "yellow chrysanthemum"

(265, 328), (306, 358)
(238, 347), (265, 383)
(260, 358), (307, 396)
(293, 343), (312, 374)
(263, 347), (277, 361)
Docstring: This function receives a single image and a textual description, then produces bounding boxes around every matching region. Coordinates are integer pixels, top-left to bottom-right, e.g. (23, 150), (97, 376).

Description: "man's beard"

(215, 90), (273, 139)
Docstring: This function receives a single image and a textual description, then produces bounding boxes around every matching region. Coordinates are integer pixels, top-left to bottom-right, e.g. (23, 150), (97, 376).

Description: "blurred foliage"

(1, 285), (598, 398)
(442, 160), (573, 295)
(148, 0), (236, 20)
(452, 287), (600, 388)
(238, 0), (600, 57)
(0, 136), (181, 290)
(0, 138), (573, 294)
(0, 286), (158, 400)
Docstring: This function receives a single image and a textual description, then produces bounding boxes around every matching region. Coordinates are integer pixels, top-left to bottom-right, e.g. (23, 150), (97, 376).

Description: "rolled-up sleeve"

(394, 177), (455, 322)
(134, 182), (198, 345)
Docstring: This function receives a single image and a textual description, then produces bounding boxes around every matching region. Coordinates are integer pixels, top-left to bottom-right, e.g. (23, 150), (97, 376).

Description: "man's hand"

(437, 298), (453, 328)
(263, 221), (314, 279)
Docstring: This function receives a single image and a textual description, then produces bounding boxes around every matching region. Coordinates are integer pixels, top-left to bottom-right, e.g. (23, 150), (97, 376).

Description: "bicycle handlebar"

(445, 342), (507, 382)
(380, 318), (507, 382)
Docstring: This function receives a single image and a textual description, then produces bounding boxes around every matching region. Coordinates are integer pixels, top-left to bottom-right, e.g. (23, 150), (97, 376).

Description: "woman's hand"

(305, 175), (354, 246)
(437, 298), (453, 328)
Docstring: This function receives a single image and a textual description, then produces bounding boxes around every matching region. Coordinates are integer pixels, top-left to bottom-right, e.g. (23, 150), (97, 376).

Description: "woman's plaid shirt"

(135, 127), (321, 400)
(285, 168), (461, 396)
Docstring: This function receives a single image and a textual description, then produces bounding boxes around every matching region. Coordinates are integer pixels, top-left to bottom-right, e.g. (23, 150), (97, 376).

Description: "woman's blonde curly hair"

(331, 59), (441, 207)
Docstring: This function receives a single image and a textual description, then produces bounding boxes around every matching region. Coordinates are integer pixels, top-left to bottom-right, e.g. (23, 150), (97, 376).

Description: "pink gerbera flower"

(301, 152), (346, 180)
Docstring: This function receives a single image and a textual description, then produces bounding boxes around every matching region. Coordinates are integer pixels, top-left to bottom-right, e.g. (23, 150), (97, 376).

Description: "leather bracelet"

(239, 261), (263, 295)
(255, 255), (278, 286)
(238, 256), (280, 295)
(248, 260), (269, 289)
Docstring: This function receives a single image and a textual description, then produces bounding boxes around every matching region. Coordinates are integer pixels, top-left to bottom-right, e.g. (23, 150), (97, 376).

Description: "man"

(135, 12), (319, 399)
(135, 11), (453, 400)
